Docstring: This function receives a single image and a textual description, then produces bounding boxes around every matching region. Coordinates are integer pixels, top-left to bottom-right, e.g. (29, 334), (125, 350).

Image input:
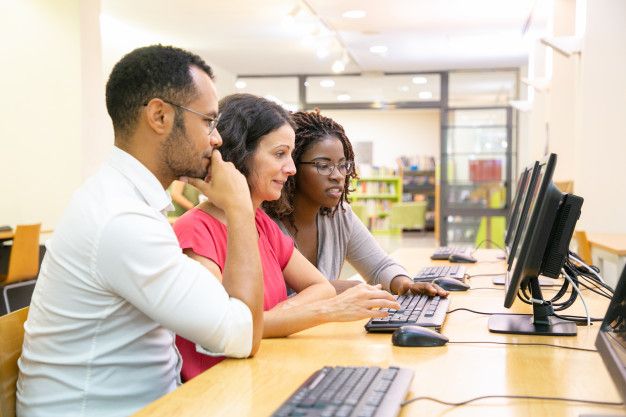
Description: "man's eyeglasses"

(299, 160), (354, 176)
(145, 99), (220, 135)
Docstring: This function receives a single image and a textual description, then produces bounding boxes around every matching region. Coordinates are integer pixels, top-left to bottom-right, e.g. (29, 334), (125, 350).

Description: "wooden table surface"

(133, 248), (620, 417)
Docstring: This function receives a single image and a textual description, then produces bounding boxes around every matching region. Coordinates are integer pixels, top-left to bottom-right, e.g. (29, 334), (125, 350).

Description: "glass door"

(440, 107), (513, 247)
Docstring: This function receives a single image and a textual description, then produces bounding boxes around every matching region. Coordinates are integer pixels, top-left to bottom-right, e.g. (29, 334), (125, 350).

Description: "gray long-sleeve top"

(274, 204), (409, 291)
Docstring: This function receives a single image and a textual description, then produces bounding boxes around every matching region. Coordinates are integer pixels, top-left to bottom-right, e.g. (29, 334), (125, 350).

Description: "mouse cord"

(401, 394), (622, 408)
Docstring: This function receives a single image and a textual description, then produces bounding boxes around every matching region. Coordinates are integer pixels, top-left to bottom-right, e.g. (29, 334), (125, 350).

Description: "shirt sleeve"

(95, 210), (252, 358)
(344, 208), (409, 291)
(258, 210), (294, 270)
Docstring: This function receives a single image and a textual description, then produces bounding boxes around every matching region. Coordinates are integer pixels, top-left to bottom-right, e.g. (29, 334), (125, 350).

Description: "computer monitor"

(505, 161), (539, 265)
(596, 265), (626, 405)
(489, 153), (584, 336)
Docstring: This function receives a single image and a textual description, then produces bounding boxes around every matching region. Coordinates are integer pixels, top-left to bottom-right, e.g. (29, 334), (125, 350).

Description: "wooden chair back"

(3, 224), (40, 284)
(0, 307), (28, 417)
(555, 180), (574, 194)
(574, 230), (593, 265)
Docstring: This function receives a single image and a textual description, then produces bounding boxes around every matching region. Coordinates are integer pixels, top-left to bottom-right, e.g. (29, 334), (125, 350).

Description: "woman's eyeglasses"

(299, 160), (354, 176)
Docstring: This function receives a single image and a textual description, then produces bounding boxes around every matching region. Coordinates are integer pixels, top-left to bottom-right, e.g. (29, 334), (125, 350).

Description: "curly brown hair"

(263, 110), (358, 228)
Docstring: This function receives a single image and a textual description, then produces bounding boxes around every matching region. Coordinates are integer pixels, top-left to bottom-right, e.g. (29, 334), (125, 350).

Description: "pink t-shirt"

(173, 207), (294, 380)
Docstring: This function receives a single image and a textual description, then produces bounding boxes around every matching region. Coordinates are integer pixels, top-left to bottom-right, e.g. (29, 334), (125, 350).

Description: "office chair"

(0, 224), (41, 313)
(0, 306), (29, 417)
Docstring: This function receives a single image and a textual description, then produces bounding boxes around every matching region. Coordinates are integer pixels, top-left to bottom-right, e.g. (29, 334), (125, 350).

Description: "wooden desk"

(587, 233), (626, 289)
(133, 248), (620, 417)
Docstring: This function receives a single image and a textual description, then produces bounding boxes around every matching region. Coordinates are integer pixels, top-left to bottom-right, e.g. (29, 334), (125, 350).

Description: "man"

(16, 45), (264, 417)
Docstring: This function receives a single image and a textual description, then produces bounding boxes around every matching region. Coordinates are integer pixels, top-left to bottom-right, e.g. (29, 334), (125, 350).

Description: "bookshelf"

(351, 176), (402, 234)
(400, 169), (436, 231)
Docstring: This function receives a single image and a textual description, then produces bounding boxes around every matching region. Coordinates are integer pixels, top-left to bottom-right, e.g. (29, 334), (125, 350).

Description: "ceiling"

(100, 0), (551, 77)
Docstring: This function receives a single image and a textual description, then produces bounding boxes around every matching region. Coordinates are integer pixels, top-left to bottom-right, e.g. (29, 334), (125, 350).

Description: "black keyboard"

(413, 265), (466, 282)
(430, 246), (472, 260)
(271, 366), (413, 417)
(365, 293), (450, 332)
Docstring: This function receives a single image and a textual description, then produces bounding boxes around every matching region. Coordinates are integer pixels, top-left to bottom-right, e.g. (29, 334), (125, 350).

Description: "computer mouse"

(432, 277), (470, 291)
(392, 325), (449, 347)
(448, 253), (477, 263)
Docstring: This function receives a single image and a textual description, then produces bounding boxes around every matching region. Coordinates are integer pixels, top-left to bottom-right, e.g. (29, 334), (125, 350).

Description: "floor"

(339, 231), (436, 279)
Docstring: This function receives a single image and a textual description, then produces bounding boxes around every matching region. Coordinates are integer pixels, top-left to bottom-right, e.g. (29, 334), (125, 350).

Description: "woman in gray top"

(264, 110), (447, 297)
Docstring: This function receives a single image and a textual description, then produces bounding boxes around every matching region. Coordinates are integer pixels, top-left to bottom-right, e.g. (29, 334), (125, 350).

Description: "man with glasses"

(17, 45), (264, 417)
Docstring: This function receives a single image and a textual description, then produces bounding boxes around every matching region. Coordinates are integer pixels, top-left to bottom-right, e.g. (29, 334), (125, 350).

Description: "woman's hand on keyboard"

(390, 276), (449, 298)
(319, 284), (401, 321)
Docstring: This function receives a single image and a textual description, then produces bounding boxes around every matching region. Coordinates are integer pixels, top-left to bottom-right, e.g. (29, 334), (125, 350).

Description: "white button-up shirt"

(17, 147), (252, 417)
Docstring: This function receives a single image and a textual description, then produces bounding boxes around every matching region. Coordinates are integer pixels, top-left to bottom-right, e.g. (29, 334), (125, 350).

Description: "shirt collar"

(108, 147), (174, 214)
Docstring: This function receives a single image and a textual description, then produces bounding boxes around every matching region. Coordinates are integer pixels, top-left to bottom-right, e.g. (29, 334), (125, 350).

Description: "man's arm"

(184, 150), (263, 355)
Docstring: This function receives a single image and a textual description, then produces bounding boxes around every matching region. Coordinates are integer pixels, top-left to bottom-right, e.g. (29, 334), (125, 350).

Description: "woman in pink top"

(173, 94), (399, 380)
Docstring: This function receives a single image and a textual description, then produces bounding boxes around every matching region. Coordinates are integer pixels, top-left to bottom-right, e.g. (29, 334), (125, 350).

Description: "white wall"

(322, 109), (440, 168)
(0, 1), (238, 230)
(524, 0), (626, 233)
(576, 0), (626, 232)
(0, 0), (84, 229)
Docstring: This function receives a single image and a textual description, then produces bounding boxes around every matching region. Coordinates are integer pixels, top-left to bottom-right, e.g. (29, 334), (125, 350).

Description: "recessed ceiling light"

(398, 85), (409, 92)
(342, 10), (366, 19)
(337, 94), (351, 102)
(369, 45), (388, 54)
(331, 60), (346, 73)
(412, 76), (428, 84)
(320, 79), (335, 88)
(316, 47), (330, 59)
(235, 80), (247, 89)
(418, 91), (433, 99)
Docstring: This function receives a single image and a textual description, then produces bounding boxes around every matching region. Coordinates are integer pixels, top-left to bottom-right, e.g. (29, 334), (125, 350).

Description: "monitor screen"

(489, 153), (583, 336)
(504, 166), (530, 247)
(504, 154), (558, 307)
(596, 265), (626, 404)
(506, 161), (539, 266)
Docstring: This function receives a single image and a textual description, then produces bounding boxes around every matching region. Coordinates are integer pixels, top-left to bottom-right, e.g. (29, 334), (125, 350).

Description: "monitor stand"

(488, 278), (577, 336)
(492, 275), (555, 286)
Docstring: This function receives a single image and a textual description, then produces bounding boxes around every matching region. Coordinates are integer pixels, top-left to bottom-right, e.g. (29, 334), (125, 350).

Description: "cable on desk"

(447, 341), (597, 352)
(464, 272), (506, 279)
(448, 307), (603, 323)
(473, 239), (506, 253)
(468, 287), (503, 291)
(401, 394), (623, 408)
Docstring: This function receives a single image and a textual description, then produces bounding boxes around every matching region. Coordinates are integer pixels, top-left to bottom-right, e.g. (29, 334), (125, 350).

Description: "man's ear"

(144, 98), (172, 135)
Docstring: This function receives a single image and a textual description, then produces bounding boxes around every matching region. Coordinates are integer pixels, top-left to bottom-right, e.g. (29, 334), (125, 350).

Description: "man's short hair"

(105, 45), (214, 138)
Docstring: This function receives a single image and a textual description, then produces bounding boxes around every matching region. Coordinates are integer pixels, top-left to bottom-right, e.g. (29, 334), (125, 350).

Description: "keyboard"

(365, 293), (450, 332)
(413, 265), (466, 283)
(271, 366), (414, 417)
(430, 246), (472, 260)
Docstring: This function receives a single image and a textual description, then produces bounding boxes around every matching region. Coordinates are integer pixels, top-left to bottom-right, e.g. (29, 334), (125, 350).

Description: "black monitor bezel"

(506, 161), (540, 267)
(505, 165), (531, 248)
(504, 154), (559, 308)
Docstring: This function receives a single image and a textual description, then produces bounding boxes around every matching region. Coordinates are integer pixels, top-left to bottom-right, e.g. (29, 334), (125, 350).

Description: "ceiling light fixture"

(331, 60), (345, 73)
(292, 0), (360, 73)
(337, 94), (351, 102)
(320, 79), (335, 88)
(342, 10), (366, 19)
(418, 91), (433, 100)
(235, 80), (247, 89)
(412, 76), (428, 85)
(369, 45), (388, 54)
